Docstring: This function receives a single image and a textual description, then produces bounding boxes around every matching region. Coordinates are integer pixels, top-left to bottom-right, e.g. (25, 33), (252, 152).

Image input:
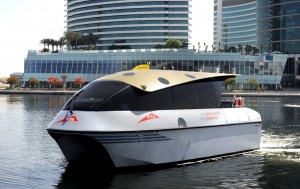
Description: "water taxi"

(47, 70), (261, 168)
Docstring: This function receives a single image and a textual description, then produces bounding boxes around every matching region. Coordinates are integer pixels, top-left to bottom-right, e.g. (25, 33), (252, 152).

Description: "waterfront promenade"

(222, 91), (300, 97)
(1, 88), (300, 97)
(0, 89), (76, 95)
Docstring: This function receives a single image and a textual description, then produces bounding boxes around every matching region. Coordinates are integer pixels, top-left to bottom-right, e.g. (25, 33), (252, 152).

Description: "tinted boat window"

(170, 82), (199, 109)
(63, 77), (229, 111)
(63, 80), (128, 111)
(211, 79), (224, 108)
(136, 88), (172, 111)
(100, 86), (139, 111)
(99, 86), (172, 111)
(196, 79), (218, 108)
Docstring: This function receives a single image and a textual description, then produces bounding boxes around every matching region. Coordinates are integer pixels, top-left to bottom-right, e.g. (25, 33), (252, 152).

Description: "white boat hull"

(48, 112), (261, 168)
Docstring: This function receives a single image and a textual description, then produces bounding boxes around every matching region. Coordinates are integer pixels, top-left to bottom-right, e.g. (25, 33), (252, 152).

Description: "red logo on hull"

(138, 113), (159, 123)
(55, 115), (78, 124)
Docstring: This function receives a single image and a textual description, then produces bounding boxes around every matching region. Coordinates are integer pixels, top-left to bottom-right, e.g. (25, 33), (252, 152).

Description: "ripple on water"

(259, 133), (300, 162)
(283, 104), (300, 108)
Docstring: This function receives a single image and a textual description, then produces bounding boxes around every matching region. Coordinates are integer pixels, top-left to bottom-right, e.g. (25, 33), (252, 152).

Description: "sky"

(0, 0), (213, 77)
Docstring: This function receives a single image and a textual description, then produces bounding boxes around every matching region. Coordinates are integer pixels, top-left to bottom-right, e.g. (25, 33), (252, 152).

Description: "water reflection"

(23, 94), (70, 111)
(0, 94), (69, 189)
(57, 163), (115, 189)
(1, 95), (300, 188)
(258, 159), (300, 188)
(55, 154), (264, 189)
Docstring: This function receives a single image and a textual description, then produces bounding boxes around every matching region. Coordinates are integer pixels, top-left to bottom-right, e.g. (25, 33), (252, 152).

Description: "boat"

(47, 70), (261, 168)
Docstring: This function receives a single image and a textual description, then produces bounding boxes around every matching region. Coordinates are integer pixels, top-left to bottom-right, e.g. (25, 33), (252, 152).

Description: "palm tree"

(85, 33), (99, 49)
(73, 32), (82, 50)
(45, 38), (51, 50)
(227, 46), (237, 52)
(40, 39), (47, 49)
(238, 44), (243, 54)
(49, 39), (58, 52)
(58, 37), (66, 51)
(54, 40), (59, 52)
(252, 46), (259, 55)
(64, 31), (76, 50)
(61, 74), (68, 90)
(223, 45), (229, 52)
(245, 44), (252, 55)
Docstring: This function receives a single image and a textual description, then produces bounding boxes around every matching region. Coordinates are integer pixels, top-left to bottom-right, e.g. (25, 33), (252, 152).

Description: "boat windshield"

(63, 80), (128, 111)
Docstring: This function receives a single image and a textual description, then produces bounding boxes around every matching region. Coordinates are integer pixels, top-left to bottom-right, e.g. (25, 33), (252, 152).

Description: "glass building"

(66, 0), (191, 50)
(24, 49), (288, 90)
(257, 1), (300, 54)
(214, 0), (257, 50)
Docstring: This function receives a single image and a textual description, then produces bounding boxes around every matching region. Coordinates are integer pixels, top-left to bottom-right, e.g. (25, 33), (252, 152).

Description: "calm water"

(0, 94), (300, 189)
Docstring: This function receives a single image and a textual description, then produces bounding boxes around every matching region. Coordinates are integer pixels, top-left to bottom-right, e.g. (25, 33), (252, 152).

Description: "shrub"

(48, 76), (62, 88)
(28, 77), (39, 87)
(7, 76), (19, 88)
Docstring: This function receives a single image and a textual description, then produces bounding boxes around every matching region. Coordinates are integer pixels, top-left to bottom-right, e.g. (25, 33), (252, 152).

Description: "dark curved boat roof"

(99, 70), (235, 92)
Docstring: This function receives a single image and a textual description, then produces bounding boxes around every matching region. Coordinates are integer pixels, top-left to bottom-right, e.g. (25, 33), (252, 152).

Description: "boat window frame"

(63, 77), (230, 111)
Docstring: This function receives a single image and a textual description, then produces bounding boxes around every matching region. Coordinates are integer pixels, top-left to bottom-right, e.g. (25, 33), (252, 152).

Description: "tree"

(108, 43), (118, 50)
(180, 41), (188, 48)
(224, 78), (237, 90)
(204, 44), (208, 52)
(72, 32), (82, 50)
(154, 44), (164, 49)
(41, 48), (50, 53)
(82, 33), (99, 50)
(245, 45), (252, 55)
(28, 77), (39, 88)
(223, 45), (229, 52)
(40, 38), (60, 53)
(247, 78), (259, 90)
(73, 77), (84, 88)
(7, 76), (19, 88)
(165, 39), (182, 49)
(238, 44), (243, 54)
(45, 38), (51, 49)
(64, 31), (77, 50)
(49, 39), (58, 52)
(224, 46), (237, 53)
(61, 74), (68, 90)
(252, 46), (259, 55)
(58, 37), (66, 51)
(40, 39), (47, 49)
(48, 76), (62, 88)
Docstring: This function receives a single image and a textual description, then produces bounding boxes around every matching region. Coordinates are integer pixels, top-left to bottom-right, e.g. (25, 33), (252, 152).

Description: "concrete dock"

(223, 91), (300, 97)
(1, 89), (300, 97)
(0, 89), (76, 95)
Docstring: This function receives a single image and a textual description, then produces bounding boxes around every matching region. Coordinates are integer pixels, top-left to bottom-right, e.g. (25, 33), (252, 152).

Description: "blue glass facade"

(257, 0), (300, 53)
(66, 0), (191, 50)
(23, 50), (288, 89)
(214, 0), (257, 50)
